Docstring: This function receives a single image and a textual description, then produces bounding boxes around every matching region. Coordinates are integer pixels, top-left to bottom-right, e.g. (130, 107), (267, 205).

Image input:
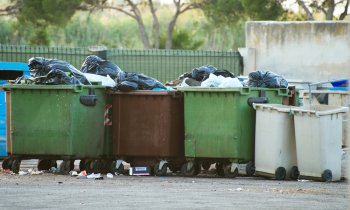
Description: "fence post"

(88, 46), (108, 60)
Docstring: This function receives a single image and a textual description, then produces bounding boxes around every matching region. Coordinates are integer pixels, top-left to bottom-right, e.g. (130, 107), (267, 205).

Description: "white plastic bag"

(200, 74), (225, 87)
(179, 78), (190, 87)
(83, 73), (117, 87)
(218, 77), (243, 88)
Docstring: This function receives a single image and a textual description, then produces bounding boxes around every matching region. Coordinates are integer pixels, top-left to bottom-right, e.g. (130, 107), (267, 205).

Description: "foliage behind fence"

(0, 45), (243, 82)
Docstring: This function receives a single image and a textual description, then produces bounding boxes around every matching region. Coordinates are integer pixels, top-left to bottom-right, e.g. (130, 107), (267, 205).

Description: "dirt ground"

(0, 160), (347, 210)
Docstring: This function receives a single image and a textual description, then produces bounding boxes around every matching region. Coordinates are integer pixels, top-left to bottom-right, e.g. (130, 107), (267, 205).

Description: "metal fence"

(0, 45), (243, 82)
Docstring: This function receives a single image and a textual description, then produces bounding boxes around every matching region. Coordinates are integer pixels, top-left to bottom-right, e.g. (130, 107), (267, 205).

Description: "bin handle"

(247, 97), (268, 107)
(80, 88), (97, 106)
(73, 85), (83, 93)
(247, 90), (268, 107)
(240, 87), (251, 95)
(278, 88), (288, 96)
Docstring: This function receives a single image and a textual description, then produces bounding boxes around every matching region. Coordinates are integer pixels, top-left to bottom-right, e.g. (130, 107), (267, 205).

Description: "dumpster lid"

(253, 103), (296, 113)
(0, 62), (29, 71)
(293, 104), (349, 116)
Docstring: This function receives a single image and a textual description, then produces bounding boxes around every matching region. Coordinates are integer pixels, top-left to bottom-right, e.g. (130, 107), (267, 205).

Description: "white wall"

(244, 21), (350, 82)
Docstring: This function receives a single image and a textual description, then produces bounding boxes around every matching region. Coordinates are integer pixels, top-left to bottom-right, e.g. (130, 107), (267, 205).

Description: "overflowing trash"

(169, 65), (239, 88)
(11, 56), (288, 91)
(24, 57), (90, 85)
(247, 70), (288, 88)
(191, 65), (217, 81)
(201, 74), (243, 88)
(116, 72), (166, 91)
(13, 56), (169, 92)
(83, 73), (116, 87)
(80, 55), (123, 79)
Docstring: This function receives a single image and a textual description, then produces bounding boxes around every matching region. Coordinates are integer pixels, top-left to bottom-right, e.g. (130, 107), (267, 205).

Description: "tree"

(199, 0), (286, 49)
(0, 0), (83, 45)
(82, 0), (201, 49)
(159, 28), (204, 49)
(296, 0), (349, 20)
(201, 0), (286, 25)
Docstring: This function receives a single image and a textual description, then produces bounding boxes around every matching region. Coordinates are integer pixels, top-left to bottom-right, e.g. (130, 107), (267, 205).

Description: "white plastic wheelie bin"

(293, 104), (348, 182)
(253, 104), (299, 180)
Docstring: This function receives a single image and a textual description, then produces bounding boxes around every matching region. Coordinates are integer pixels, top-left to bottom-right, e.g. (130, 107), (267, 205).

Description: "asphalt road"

(0, 160), (347, 210)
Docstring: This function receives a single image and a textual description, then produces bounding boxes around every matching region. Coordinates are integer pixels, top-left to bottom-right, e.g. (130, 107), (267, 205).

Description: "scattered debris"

(87, 173), (101, 179)
(69, 171), (78, 176)
(106, 173), (114, 179)
(30, 170), (44, 175)
(18, 171), (29, 176)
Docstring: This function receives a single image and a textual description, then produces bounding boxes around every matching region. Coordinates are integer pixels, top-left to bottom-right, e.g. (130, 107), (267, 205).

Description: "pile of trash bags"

(16, 55), (166, 91)
(247, 70), (288, 88)
(14, 55), (288, 90)
(172, 65), (242, 88)
(16, 57), (90, 85)
(168, 65), (288, 89)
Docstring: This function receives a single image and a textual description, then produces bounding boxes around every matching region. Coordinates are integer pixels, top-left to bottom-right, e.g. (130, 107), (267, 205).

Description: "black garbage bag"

(248, 70), (288, 88)
(179, 72), (192, 80)
(191, 65), (217, 81)
(80, 55), (124, 79)
(213, 69), (235, 78)
(182, 78), (201, 86)
(14, 75), (34, 84)
(34, 69), (82, 85)
(117, 81), (139, 92)
(28, 57), (90, 85)
(115, 72), (166, 91)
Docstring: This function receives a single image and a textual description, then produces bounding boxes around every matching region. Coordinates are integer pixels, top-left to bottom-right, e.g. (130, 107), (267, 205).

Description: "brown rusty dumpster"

(110, 90), (185, 176)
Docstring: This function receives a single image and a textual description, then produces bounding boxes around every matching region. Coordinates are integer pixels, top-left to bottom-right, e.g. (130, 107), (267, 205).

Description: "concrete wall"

(244, 21), (350, 82)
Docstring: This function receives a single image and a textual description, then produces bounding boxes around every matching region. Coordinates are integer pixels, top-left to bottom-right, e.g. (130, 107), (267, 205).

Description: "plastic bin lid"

(293, 104), (349, 117)
(253, 103), (296, 113)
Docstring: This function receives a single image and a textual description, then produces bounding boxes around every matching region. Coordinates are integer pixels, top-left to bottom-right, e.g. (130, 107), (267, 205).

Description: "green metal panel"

(180, 87), (288, 163)
(108, 49), (242, 83)
(4, 84), (110, 159)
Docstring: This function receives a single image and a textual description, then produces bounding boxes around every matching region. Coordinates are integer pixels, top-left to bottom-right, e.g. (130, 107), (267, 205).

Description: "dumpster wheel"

(11, 159), (21, 174)
(215, 163), (225, 177)
(114, 163), (125, 174)
(84, 160), (94, 174)
(92, 160), (102, 174)
(201, 161), (211, 171)
(245, 161), (256, 176)
(290, 166), (299, 180)
(168, 164), (181, 173)
(154, 162), (168, 176)
(223, 163), (238, 178)
(38, 159), (57, 171)
(275, 167), (286, 180)
(59, 160), (75, 174)
(181, 161), (200, 177)
(322, 169), (332, 182)
(99, 160), (113, 174)
(2, 158), (13, 170)
(79, 160), (86, 171)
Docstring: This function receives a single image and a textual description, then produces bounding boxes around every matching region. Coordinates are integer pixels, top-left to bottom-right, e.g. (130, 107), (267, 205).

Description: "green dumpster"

(3, 84), (113, 174)
(178, 87), (288, 178)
